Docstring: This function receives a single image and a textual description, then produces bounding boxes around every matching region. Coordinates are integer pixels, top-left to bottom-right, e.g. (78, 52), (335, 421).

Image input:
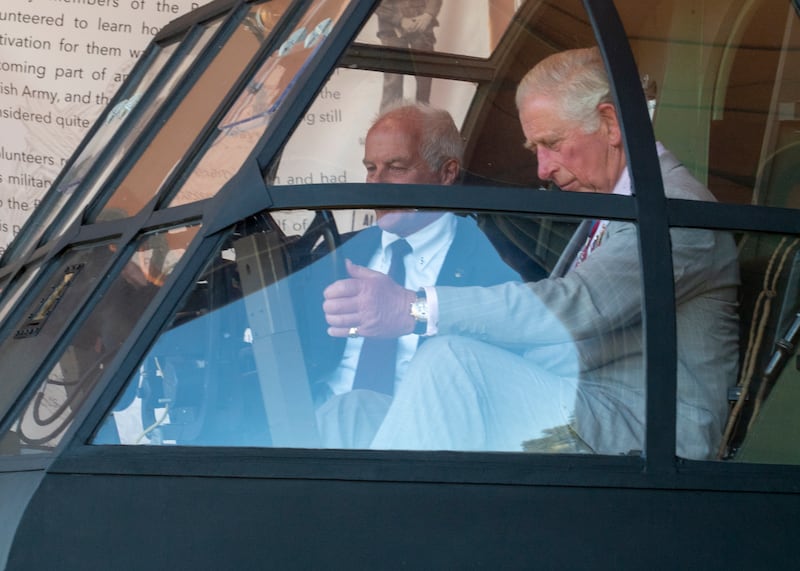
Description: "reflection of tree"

(375, 0), (442, 109)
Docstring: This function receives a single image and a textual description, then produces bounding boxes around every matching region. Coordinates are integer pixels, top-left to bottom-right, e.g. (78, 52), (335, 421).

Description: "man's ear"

(598, 102), (622, 147)
(439, 158), (460, 185)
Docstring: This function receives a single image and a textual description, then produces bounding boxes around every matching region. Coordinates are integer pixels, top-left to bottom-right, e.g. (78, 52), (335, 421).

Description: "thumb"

(345, 258), (384, 279)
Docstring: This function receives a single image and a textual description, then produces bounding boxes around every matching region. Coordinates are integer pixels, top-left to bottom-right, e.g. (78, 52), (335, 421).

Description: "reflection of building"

(375, 0), (442, 109)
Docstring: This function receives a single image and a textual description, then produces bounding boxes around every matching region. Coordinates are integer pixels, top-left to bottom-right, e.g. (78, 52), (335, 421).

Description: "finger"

(328, 326), (359, 338)
(323, 295), (360, 316)
(323, 308), (360, 327)
(322, 298), (360, 325)
(323, 277), (361, 299)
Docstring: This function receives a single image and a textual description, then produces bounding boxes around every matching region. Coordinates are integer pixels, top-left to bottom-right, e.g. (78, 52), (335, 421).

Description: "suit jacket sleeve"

(434, 220), (641, 348)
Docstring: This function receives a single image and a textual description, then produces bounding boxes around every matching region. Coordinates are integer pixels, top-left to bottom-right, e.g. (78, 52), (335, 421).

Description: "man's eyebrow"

(362, 157), (409, 166)
(381, 156), (412, 165)
(523, 139), (536, 151)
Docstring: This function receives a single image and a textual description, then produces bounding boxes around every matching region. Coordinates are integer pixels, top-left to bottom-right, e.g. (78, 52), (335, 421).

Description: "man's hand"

(323, 259), (416, 338)
(401, 12), (433, 34)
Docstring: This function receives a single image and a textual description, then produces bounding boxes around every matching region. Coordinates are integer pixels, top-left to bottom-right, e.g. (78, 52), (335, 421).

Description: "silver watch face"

(411, 299), (429, 321)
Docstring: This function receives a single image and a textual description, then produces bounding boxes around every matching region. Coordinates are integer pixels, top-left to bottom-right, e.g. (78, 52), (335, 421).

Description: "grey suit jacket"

(433, 149), (740, 459)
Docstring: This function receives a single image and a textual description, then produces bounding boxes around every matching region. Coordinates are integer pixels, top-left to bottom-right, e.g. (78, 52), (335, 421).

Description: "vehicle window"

(0, 225), (198, 455)
(35, 19), (223, 253)
(2, 38), (184, 267)
(0, 262), (43, 326)
(167, 0), (353, 206)
(661, 224), (740, 460)
(93, 207), (653, 455)
(272, 68), (476, 187)
(90, 1), (293, 222)
(711, 230), (800, 464)
(617, 0), (800, 208)
(354, 0), (521, 60)
(0, 244), (118, 428)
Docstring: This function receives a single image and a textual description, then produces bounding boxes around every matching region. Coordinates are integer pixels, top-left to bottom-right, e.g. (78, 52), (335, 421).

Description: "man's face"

(518, 94), (620, 194)
(363, 117), (449, 236)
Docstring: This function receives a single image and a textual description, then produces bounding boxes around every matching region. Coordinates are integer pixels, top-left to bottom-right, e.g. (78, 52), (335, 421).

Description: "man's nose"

(536, 148), (555, 181)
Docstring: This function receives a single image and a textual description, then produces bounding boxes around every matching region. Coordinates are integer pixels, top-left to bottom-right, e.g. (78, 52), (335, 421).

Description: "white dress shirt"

(326, 212), (457, 395)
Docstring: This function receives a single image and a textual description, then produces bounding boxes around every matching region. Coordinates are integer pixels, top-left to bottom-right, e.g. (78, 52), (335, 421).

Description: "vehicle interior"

(0, 0), (799, 567)
(0, 0), (796, 459)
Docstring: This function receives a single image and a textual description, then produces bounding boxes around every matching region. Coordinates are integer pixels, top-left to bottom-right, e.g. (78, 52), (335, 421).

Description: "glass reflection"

(356, 0), (521, 59)
(716, 231), (800, 464)
(91, 3), (285, 222)
(37, 20), (221, 254)
(168, 0), (352, 206)
(93, 206), (649, 455)
(2, 41), (181, 266)
(0, 245), (117, 428)
(0, 263), (43, 326)
(0, 225), (198, 454)
(273, 68), (476, 187)
(616, 0), (800, 208)
(59, 43), (181, 197)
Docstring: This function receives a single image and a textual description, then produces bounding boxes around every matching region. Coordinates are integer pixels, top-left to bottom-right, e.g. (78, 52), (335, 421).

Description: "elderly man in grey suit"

(323, 47), (740, 460)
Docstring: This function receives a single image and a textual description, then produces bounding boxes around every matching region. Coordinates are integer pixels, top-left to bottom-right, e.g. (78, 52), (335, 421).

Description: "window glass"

(711, 230), (800, 464)
(92, 1), (292, 221)
(167, 0), (352, 206)
(354, 0), (521, 59)
(659, 224), (740, 460)
(94, 206), (647, 454)
(0, 244), (118, 425)
(0, 225), (198, 455)
(35, 19), (223, 250)
(2, 40), (183, 267)
(0, 263), (43, 326)
(273, 68), (476, 186)
(58, 43), (182, 198)
(617, 0), (800, 207)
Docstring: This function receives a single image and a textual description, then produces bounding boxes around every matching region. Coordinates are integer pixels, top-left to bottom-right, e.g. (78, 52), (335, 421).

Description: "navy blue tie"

(352, 239), (412, 394)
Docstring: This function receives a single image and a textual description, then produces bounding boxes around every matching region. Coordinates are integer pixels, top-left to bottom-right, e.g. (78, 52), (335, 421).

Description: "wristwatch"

(409, 288), (428, 335)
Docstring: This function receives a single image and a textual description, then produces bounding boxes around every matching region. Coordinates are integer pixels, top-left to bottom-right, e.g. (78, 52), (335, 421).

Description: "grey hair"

(515, 47), (613, 132)
(371, 100), (463, 171)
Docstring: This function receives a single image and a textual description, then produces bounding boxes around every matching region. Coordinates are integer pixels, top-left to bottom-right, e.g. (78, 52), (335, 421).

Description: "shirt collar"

(613, 141), (666, 196)
(381, 212), (456, 270)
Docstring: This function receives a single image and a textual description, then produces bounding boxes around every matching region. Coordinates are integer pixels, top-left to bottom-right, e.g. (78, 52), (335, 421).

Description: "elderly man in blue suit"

(323, 48), (740, 459)
(306, 101), (521, 447)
